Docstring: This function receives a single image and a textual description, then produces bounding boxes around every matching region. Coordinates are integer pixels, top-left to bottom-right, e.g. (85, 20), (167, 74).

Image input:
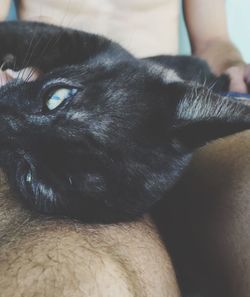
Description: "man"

(0, 1), (250, 296)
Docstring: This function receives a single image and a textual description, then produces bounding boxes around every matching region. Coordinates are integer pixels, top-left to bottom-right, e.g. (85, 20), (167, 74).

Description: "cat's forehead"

(39, 64), (133, 92)
(43, 56), (147, 80)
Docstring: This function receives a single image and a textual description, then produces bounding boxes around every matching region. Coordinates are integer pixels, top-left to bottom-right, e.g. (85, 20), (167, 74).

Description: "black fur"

(0, 21), (248, 223)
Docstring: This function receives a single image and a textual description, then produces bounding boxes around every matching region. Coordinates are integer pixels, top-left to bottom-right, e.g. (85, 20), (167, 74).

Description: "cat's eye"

(46, 88), (78, 110)
(26, 170), (32, 183)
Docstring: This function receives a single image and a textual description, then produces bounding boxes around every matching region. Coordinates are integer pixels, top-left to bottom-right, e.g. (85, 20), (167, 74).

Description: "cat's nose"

(0, 68), (41, 88)
(0, 70), (13, 87)
(5, 68), (41, 82)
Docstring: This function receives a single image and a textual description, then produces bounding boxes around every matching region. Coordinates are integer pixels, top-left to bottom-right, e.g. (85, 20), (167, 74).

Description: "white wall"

(226, 0), (250, 62)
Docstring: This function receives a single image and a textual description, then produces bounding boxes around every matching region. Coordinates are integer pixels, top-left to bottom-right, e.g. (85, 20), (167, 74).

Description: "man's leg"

(153, 131), (250, 297)
(0, 172), (180, 297)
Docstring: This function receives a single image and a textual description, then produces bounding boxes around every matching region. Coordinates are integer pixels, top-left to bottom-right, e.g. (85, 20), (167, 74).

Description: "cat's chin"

(13, 157), (59, 214)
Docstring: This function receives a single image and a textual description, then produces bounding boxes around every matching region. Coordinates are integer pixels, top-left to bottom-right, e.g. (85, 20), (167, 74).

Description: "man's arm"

(183, 0), (250, 93)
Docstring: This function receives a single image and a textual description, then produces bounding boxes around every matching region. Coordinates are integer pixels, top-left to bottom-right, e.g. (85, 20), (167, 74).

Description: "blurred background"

(5, 0), (250, 62)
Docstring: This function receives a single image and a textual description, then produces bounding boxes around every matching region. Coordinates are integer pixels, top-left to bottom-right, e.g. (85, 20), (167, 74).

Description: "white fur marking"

(146, 61), (183, 83)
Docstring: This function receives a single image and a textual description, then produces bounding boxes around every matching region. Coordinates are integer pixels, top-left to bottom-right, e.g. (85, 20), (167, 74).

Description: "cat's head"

(0, 24), (248, 222)
(0, 58), (183, 222)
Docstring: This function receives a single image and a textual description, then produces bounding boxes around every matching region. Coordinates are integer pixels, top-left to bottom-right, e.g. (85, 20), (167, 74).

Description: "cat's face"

(0, 55), (194, 222)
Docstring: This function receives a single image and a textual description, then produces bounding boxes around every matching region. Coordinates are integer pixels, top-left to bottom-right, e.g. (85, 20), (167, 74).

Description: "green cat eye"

(46, 88), (78, 110)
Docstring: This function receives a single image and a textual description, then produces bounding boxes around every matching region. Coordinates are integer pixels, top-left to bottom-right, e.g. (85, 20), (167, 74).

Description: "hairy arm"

(183, 0), (249, 93)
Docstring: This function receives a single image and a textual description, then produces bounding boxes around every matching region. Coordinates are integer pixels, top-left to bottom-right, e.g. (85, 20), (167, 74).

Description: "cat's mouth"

(0, 68), (41, 87)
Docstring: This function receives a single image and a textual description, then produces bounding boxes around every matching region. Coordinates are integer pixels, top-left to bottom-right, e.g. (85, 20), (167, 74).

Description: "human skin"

(153, 130), (250, 297)
(186, 131), (250, 297)
(17, 0), (179, 57)
(0, 0), (11, 20)
(184, 0), (250, 93)
(0, 170), (181, 297)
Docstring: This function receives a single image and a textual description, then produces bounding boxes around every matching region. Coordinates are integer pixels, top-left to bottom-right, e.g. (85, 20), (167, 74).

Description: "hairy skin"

(0, 171), (180, 297)
(181, 132), (250, 297)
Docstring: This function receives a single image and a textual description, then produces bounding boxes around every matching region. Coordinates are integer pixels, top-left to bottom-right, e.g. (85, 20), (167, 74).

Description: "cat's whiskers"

(21, 33), (45, 81)
(24, 26), (69, 84)
(31, 1), (84, 81)
(20, 23), (40, 75)
(24, 1), (75, 81)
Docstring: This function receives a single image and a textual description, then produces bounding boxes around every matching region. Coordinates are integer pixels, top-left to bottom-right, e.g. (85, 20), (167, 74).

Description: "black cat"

(0, 21), (248, 223)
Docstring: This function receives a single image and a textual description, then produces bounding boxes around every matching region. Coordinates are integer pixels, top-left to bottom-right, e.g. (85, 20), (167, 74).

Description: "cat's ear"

(168, 83), (250, 149)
